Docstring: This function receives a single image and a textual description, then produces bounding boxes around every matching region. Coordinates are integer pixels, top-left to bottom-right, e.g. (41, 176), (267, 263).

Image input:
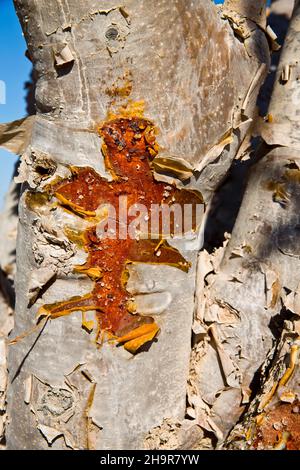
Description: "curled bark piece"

(53, 44), (74, 67)
(0, 116), (35, 155)
(151, 156), (194, 182)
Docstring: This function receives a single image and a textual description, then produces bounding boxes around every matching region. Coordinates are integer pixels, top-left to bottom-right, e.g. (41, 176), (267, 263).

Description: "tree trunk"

(225, 0), (300, 449)
(0, 167), (20, 446)
(5, 0), (270, 450)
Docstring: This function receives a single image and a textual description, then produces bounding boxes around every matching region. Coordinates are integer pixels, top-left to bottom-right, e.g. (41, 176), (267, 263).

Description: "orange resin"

(34, 117), (203, 353)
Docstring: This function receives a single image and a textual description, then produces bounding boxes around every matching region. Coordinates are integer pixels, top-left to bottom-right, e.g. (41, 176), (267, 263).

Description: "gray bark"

(225, 0), (300, 449)
(0, 171), (19, 444)
(181, 1), (300, 448)
(6, 0), (269, 449)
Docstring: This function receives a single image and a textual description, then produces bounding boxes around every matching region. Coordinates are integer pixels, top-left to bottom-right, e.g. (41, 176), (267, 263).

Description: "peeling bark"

(223, 0), (300, 449)
(171, 1), (300, 450)
(181, 1), (300, 449)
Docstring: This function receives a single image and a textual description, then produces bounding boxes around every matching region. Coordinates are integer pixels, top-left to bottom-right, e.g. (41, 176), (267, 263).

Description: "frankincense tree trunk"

(3, 0), (272, 450)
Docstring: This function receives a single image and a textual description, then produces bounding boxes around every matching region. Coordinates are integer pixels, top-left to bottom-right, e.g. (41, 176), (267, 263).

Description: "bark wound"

(27, 113), (204, 354)
(29, 367), (101, 449)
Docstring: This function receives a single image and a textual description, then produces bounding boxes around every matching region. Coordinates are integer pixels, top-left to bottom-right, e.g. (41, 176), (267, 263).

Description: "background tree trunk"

(226, 0), (300, 449)
(0, 167), (20, 446)
(4, 0), (272, 449)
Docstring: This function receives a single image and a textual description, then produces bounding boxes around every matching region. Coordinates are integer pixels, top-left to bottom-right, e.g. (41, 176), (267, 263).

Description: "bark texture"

(224, 0), (300, 449)
(0, 170), (19, 444)
(7, 0), (269, 449)
(188, 1), (300, 448)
